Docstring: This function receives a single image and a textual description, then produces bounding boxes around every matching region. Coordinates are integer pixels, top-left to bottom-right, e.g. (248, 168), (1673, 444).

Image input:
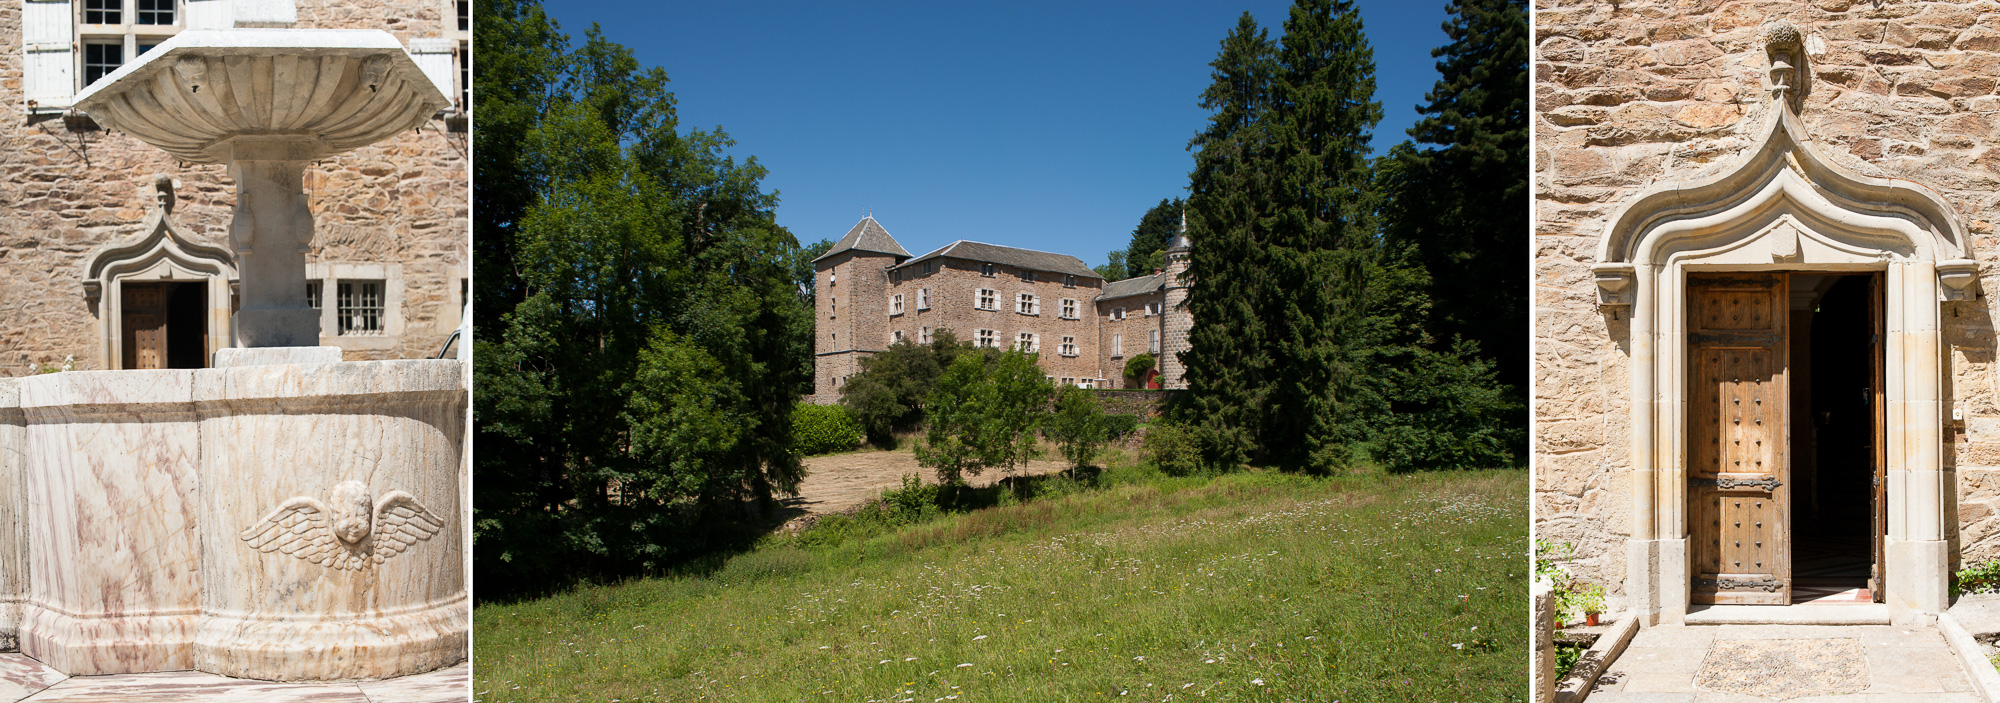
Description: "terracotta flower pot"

(1586, 613), (1600, 627)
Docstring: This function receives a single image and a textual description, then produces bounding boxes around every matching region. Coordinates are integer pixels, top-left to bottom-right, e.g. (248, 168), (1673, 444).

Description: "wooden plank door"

(1689, 274), (1791, 605)
(1870, 272), (1886, 602)
(121, 283), (168, 370)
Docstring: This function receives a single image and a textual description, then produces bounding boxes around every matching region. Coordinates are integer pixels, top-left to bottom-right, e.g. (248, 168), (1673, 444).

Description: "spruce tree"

(1178, 11), (1277, 470)
(1382, 0), (1528, 394)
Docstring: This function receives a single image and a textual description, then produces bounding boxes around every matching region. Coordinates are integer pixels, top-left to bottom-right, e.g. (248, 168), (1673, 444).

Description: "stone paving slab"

(0, 661), (468, 703)
(1593, 625), (1975, 702)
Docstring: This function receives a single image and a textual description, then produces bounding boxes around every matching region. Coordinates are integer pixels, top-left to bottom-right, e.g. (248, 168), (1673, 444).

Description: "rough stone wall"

(810, 250), (898, 405)
(1094, 291), (1164, 388)
(881, 258), (1103, 383)
(1536, 0), (2000, 604)
(0, 0), (468, 372)
(1161, 248), (1191, 390)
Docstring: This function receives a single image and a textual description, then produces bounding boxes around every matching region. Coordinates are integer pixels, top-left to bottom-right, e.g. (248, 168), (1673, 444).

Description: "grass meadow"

(473, 457), (1526, 702)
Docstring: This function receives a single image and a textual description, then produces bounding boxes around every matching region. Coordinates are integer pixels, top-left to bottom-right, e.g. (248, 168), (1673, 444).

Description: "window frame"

(976, 288), (998, 311)
(890, 293), (904, 316)
(1059, 298), (1078, 320)
(1059, 335), (1078, 357)
(1015, 292), (1039, 316)
(1149, 329), (1160, 354)
(1015, 332), (1037, 353)
(917, 287), (930, 310)
(976, 329), (998, 348)
(77, 0), (180, 91)
(1112, 333), (1122, 358)
(980, 263), (995, 277)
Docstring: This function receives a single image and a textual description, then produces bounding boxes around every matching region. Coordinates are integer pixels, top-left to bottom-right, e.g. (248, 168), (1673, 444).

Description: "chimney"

(1153, 268), (1161, 275)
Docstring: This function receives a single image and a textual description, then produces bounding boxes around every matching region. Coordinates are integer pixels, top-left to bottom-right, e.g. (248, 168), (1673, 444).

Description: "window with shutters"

(1111, 334), (1122, 357)
(917, 287), (930, 310)
(1015, 332), (1037, 353)
(1016, 293), (1038, 315)
(891, 330), (904, 344)
(976, 329), (998, 348)
(890, 294), (904, 316)
(919, 327), (932, 344)
(1149, 329), (1160, 354)
(976, 288), (998, 311)
(1058, 336), (1077, 357)
(1059, 298), (1078, 319)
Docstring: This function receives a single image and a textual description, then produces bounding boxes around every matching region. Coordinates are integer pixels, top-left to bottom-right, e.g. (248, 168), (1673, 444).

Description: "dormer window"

(1020, 270), (1035, 283)
(1064, 275), (1076, 288)
(981, 263), (995, 277)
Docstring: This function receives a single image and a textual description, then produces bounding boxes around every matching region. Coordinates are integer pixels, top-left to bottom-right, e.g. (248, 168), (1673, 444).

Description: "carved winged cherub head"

(240, 482), (446, 571)
(330, 480), (372, 544)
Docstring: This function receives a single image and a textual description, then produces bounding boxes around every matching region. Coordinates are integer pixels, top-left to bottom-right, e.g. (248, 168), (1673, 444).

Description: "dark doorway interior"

(1792, 274), (1875, 603)
(165, 282), (207, 369)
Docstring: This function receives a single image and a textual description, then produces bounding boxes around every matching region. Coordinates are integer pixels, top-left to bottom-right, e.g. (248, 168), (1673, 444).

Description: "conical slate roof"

(813, 216), (910, 262)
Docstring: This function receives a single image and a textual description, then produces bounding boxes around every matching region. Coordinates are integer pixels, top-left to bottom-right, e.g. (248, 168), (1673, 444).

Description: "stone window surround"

(1058, 335), (1077, 357)
(916, 287), (930, 310)
(1148, 329), (1159, 354)
(1592, 106), (1973, 628)
(976, 288), (998, 311)
(1015, 331), (1036, 353)
(1059, 298), (1078, 319)
(919, 326), (932, 344)
(975, 328), (998, 348)
(890, 293), (904, 316)
(1111, 333), (1122, 358)
(1016, 292), (1038, 316)
(305, 262), (405, 352)
(77, 0), (180, 91)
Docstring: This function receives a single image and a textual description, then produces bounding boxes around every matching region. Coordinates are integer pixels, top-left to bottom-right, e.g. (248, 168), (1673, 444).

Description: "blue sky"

(537, 1), (1455, 271)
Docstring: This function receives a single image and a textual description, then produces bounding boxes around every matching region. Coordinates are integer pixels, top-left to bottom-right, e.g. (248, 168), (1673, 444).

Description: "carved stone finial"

(1763, 21), (1805, 108)
(152, 174), (175, 215)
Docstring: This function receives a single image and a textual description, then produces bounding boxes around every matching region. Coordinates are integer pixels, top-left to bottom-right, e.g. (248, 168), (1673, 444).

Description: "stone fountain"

(0, 28), (466, 681)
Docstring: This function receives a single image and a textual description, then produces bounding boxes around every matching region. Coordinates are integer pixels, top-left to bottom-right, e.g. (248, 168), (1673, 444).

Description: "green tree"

(1121, 198), (1186, 279)
(1177, 11), (1278, 472)
(1094, 250), (1128, 282)
(1045, 386), (1110, 470)
(914, 350), (1054, 484)
(839, 330), (972, 443)
(1123, 352), (1155, 384)
(1380, 0), (1529, 396)
(1179, 1), (1381, 473)
(473, 0), (811, 595)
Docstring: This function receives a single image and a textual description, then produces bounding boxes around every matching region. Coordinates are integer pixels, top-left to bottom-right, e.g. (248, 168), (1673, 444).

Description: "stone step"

(1685, 603), (1890, 626)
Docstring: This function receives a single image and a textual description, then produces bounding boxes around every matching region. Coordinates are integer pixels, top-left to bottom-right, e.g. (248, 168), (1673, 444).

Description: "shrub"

(882, 473), (940, 523)
(840, 332), (975, 443)
(792, 404), (863, 456)
(1957, 560), (2000, 598)
(1045, 386), (1109, 469)
(1140, 420), (1204, 476)
(1102, 414), (1140, 439)
(1123, 352), (1155, 382)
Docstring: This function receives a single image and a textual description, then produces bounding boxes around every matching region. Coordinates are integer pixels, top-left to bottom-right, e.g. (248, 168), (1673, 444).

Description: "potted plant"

(1575, 583), (1606, 627)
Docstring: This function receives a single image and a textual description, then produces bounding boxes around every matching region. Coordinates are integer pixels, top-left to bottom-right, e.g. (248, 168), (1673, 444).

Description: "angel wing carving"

(240, 483), (447, 571)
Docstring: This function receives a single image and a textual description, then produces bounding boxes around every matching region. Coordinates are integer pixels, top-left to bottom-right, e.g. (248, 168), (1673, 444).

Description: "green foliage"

(914, 350), (1055, 484)
(1123, 352), (1155, 381)
(1957, 560), (2000, 598)
(1094, 250), (1127, 282)
(1141, 421), (1207, 476)
(1379, 0), (1529, 402)
(1103, 414), (1140, 439)
(1534, 539), (1575, 585)
(791, 404), (862, 456)
(1179, 1), (1380, 474)
(839, 331), (972, 442)
(1554, 641), (1585, 677)
(1045, 386), (1110, 469)
(472, 0), (811, 596)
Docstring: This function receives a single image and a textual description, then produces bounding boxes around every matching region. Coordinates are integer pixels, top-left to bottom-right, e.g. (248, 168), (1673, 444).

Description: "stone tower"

(1158, 214), (1192, 390)
(810, 217), (909, 404)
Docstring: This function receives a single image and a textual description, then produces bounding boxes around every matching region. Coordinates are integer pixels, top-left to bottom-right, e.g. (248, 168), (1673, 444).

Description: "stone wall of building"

(1536, 0), (2000, 604)
(811, 249), (898, 405)
(1095, 291), (1164, 388)
(883, 258), (1103, 383)
(0, 0), (468, 372)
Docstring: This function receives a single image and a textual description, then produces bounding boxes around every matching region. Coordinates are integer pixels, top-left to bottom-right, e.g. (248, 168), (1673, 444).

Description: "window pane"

(136, 0), (173, 25)
(84, 0), (122, 25)
(83, 43), (124, 86)
(306, 281), (321, 310)
(457, 0), (469, 31)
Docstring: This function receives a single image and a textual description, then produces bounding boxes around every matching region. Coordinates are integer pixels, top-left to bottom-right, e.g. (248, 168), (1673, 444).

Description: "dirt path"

(782, 449), (1070, 520)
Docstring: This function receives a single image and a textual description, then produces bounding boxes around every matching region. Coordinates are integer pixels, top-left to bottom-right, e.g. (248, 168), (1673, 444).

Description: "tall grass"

(473, 464), (1526, 702)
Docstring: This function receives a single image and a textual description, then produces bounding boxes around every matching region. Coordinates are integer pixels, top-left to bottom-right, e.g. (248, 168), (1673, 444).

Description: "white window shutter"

(408, 38), (456, 108)
(22, 0), (74, 109)
(184, 0), (233, 30)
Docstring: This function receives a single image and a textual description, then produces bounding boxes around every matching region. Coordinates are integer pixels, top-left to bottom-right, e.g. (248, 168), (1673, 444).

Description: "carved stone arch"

(1594, 101), (1974, 626)
(80, 195), (239, 369)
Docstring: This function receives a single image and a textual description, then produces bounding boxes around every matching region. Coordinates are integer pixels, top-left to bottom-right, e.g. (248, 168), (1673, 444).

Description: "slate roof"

(813, 216), (911, 262)
(894, 240), (1102, 280)
(1095, 271), (1169, 301)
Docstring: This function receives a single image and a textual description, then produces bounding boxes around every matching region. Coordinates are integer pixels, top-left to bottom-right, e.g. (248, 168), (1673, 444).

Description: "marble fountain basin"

(71, 28), (446, 164)
(0, 359), (466, 681)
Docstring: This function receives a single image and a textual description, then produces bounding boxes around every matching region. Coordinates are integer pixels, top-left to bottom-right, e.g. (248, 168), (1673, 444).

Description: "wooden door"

(121, 283), (168, 370)
(1689, 274), (1790, 605)
(1869, 272), (1886, 601)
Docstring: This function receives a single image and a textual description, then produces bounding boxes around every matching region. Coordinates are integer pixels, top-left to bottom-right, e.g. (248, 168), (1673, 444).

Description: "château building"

(809, 216), (1192, 404)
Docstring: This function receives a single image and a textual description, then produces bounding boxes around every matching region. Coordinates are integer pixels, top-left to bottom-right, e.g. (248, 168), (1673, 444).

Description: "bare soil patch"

(782, 449), (1070, 519)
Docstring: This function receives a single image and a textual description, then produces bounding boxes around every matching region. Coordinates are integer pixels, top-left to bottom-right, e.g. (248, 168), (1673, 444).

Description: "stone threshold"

(1685, 603), (1891, 626)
